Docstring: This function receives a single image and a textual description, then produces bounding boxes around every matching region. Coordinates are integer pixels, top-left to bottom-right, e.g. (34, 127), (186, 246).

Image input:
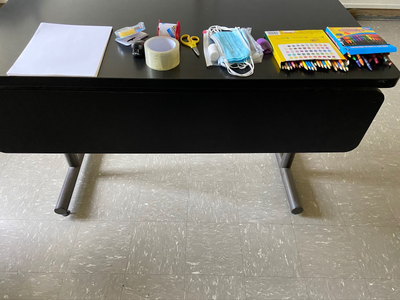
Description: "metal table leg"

(54, 153), (85, 216)
(275, 153), (303, 214)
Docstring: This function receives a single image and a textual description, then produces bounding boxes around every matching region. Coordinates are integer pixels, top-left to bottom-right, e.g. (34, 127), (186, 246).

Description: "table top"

(0, 0), (399, 89)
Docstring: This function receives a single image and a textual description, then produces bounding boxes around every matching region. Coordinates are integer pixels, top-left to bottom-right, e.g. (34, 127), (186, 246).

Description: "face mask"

(211, 29), (250, 64)
(208, 26), (254, 77)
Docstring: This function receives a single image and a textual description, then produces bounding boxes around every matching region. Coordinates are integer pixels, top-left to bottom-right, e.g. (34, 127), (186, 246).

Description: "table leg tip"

(291, 207), (304, 214)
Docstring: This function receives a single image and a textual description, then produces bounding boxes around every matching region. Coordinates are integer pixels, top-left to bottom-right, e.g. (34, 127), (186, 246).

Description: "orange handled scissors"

(180, 34), (200, 57)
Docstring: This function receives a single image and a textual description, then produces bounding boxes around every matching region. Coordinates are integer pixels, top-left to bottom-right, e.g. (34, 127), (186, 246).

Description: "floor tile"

(0, 220), (26, 272)
(122, 275), (185, 300)
(0, 154), (64, 180)
(236, 182), (291, 224)
(8, 221), (79, 273)
(361, 152), (400, 186)
(188, 154), (236, 182)
(97, 154), (147, 180)
(0, 153), (9, 177)
(336, 151), (384, 186)
(233, 153), (281, 183)
(382, 186), (400, 225)
(136, 181), (188, 222)
(127, 222), (186, 275)
(67, 221), (132, 273)
(58, 273), (125, 299)
(362, 121), (400, 152)
(292, 153), (364, 185)
(143, 154), (190, 181)
(0, 272), (64, 299)
(291, 181), (344, 225)
(51, 155), (70, 181)
(185, 275), (245, 300)
(333, 184), (398, 226)
(186, 223), (243, 275)
(188, 181), (238, 223)
(0, 178), (42, 220)
(348, 226), (400, 279)
(76, 177), (141, 220)
(240, 224), (300, 277)
(294, 225), (362, 278)
(307, 278), (371, 299)
(245, 277), (308, 300)
(366, 279), (400, 299)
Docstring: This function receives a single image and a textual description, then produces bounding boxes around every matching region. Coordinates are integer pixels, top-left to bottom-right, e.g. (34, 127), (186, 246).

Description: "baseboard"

(344, 3), (400, 9)
(348, 8), (400, 20)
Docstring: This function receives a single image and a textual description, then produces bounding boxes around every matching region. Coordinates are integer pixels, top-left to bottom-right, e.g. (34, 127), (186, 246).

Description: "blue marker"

(362, 55), (373, 71)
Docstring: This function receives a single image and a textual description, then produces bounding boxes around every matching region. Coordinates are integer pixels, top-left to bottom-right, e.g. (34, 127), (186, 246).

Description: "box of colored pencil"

(264, 30), (346, 71)
(325, 27), (397, 56)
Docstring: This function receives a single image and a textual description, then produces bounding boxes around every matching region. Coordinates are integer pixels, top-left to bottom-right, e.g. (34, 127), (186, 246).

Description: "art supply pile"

(265, 27), (396, 73)
(325, 27), (397, 71)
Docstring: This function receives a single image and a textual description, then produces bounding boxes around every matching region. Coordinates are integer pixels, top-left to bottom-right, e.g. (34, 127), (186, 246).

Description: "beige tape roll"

(144, 37), (180, 71)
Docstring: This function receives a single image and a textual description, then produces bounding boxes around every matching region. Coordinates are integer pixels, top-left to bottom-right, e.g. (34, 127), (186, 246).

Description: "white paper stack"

(7, 22), (112, 77)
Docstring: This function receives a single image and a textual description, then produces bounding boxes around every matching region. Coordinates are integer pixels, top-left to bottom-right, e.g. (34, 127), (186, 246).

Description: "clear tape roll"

(144, 36), (180, 71)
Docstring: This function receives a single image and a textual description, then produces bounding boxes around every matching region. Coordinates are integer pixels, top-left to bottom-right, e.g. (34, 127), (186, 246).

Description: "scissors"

(180, 34), (200, 57)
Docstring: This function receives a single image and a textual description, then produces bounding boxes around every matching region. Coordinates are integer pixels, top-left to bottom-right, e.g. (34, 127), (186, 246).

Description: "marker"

(356, 54), (364, 66)
(350, 55), (361, 67)
(383, 54), (393, 66)
(372, 54), (379, 64)
(362, 55), (372, 71)
(382, 55), (390, 65)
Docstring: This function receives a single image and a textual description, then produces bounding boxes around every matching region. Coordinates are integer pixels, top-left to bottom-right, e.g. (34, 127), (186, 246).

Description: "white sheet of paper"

(7, 22), (112, 77)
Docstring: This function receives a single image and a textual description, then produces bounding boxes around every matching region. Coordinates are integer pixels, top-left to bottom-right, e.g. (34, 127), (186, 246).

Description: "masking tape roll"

(144, 36), (180, 71)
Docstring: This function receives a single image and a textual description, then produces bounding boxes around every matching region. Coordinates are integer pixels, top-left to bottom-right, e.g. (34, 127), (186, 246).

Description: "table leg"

(275, 153), (303, 214)
(54, 153), (85, 216)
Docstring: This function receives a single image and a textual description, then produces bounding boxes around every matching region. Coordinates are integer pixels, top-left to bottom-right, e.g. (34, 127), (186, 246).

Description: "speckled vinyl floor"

(0, 20), (400, 300)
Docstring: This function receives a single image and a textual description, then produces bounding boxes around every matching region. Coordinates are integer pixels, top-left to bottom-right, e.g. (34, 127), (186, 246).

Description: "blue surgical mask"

(211, 28), (250, 64)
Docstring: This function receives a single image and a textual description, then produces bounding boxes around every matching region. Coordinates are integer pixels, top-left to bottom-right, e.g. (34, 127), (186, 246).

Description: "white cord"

(221, 56), (254, 77)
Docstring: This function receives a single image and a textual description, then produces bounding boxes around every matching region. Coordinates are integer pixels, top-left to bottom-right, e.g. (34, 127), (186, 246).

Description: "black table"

(0, 0), (399, 215)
